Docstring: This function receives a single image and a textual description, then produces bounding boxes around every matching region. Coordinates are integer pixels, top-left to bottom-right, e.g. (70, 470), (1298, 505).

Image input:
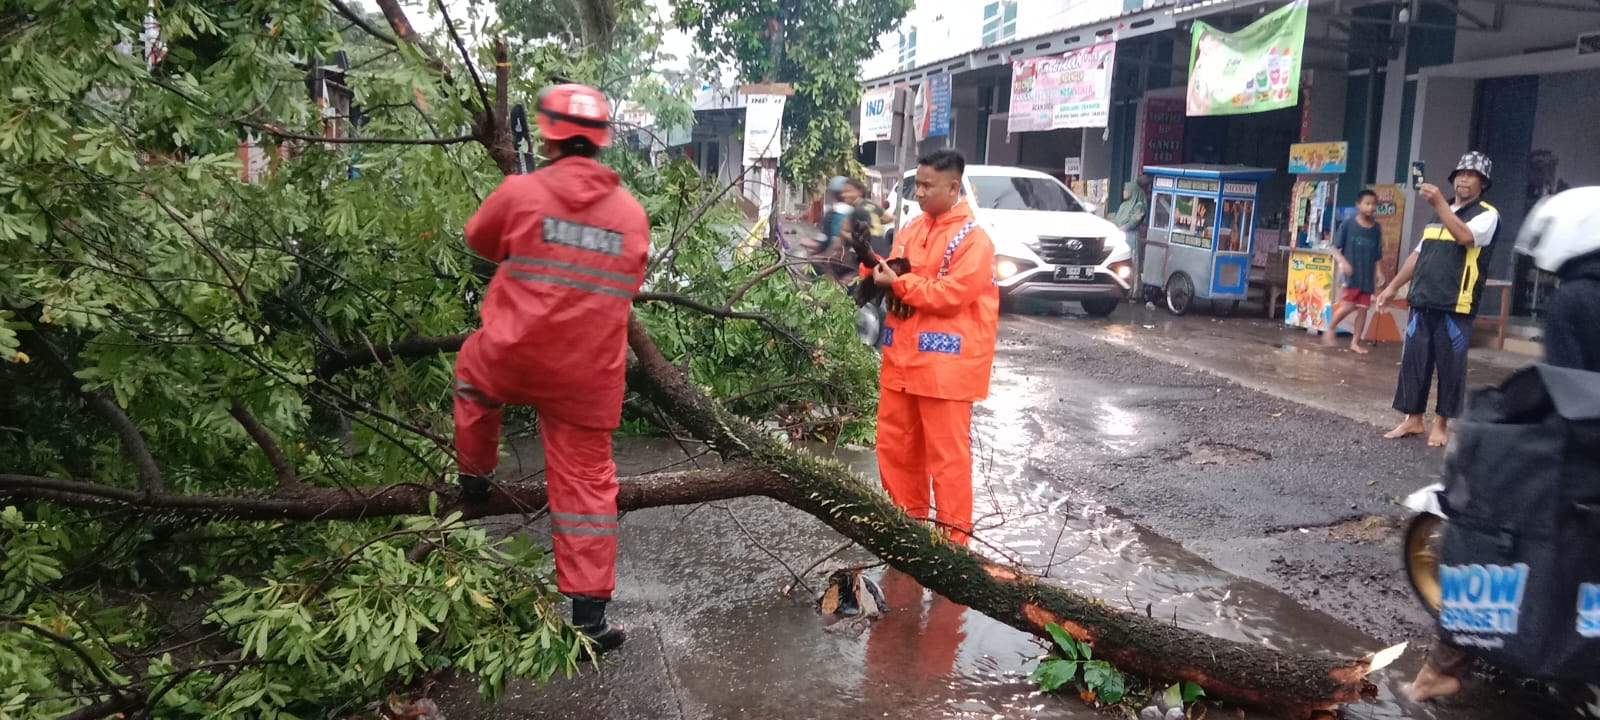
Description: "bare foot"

(1428, 418), (1451, 447)
(1385, 416), (1426, 439)
(1404, 662), (1462, 702)
(1322, 331), (1338, 348)
(1350, 341), (1370, 355)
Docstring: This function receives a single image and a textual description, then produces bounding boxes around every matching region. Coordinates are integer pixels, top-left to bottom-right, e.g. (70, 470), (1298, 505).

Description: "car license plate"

(1053, 266), (1094, 282)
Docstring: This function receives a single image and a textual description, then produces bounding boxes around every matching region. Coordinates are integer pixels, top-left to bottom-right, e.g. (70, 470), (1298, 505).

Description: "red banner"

(1141, 97), (1185, 166)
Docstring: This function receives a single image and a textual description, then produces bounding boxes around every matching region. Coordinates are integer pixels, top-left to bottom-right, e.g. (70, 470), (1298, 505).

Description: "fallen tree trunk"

(619, 316), (1378, 719)
(2, 320), (1381, 718)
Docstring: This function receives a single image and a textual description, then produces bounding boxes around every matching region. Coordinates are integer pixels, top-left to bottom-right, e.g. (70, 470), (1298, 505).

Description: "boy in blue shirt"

(1324, 190), (1387, 354)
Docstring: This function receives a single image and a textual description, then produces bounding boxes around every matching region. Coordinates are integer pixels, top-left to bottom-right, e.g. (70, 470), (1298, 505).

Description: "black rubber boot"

(570, 594), (626, 658)
(457, 473), (491, 502)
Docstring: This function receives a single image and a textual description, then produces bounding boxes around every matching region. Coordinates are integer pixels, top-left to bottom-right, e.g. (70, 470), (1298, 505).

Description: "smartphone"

(1410, 161), (1425, 190)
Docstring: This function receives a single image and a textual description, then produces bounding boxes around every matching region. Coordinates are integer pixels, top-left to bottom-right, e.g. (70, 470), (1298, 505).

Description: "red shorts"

(1340, 287), (1372, 307)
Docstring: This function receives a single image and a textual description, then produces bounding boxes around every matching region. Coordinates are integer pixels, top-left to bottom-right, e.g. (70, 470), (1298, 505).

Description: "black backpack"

(1437, 364), (1600, 682)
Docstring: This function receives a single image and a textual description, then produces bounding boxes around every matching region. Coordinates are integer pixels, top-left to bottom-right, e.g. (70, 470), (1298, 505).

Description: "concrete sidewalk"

(1010, 303), (1529, 429)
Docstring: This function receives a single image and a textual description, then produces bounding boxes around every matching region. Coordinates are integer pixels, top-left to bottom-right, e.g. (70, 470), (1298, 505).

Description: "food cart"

(1141, 165), (1275, 315)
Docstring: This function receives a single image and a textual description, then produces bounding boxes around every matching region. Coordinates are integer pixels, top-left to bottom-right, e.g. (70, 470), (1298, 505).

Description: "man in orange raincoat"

(866, 149), (999, 544)
(453, 83), (649, 654)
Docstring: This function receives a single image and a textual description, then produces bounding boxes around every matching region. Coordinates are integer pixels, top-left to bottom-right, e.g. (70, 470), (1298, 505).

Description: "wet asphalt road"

(436, 309), (1573, 720)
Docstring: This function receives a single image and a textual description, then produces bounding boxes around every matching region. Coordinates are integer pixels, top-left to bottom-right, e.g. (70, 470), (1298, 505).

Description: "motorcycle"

(1402, 481), (1600, 717)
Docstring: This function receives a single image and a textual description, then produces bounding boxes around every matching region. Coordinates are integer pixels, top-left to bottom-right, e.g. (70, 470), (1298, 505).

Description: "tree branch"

(237, 120), (476, 146)
(328, 0), (397, 47)
(0, 467), (780, 522)
(373, 0), (429, 50)
(2, 616), (127, 700)
(23, 323), (165, 495)
(315, 333), (468, 378)
(227, 401), (302, 490)
(633, 290), (812, 350)
(435, 0), (492, 116)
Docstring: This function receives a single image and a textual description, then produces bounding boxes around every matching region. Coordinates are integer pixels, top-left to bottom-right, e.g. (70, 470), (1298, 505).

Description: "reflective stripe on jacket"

(457, 156), (650, 429)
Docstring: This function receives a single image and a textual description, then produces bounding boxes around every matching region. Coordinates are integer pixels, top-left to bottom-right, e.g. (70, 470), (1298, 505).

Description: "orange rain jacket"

(456, 156), (651, 430)
(874, 200), (999, 401)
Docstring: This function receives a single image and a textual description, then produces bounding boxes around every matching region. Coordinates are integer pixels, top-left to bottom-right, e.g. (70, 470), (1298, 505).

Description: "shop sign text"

(1440, 563), (1529, 636)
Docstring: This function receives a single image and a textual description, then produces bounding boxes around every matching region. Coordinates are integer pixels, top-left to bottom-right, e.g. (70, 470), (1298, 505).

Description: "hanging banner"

(1288, 141), (1348, 174)
(1140, 97), (1185, 166)
(1007, 41), (1117, 132)
(916, 72), (952, 139)
(858, 86), (896, 144)
(742, 93), (787, 166)
(1187, 0), (1307, 117)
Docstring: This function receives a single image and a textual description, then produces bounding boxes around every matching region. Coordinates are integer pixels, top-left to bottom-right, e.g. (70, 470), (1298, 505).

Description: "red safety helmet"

(536, 83), (611, 147)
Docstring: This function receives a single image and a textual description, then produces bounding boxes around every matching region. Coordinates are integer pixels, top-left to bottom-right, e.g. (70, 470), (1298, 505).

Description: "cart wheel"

(1404, 513), (1447, 617)
(1165, 273), (1195, 316)
(1211, 300), (1240, 317)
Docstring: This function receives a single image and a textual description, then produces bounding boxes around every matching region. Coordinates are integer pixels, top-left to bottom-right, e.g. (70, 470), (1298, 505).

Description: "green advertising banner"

(1186, 0), (1307, 117)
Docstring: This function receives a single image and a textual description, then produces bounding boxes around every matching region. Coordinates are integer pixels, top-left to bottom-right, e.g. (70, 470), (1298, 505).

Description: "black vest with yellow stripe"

(1409, 199), (1498, 316)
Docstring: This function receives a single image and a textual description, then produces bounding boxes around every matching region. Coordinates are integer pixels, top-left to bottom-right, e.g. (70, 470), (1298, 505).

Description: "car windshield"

(968, 175), (1084, 213)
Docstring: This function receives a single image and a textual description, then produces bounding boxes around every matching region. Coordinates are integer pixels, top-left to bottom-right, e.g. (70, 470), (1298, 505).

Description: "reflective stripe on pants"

(875, 388), (974, 545)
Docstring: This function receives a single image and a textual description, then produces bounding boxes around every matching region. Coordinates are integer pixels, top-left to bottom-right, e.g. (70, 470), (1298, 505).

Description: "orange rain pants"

(453, 383), (619, 599)
(877, 388), (974, 544)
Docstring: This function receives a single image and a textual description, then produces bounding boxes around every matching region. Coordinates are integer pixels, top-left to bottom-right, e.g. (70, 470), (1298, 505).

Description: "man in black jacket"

(1376, 152), (1499, 447)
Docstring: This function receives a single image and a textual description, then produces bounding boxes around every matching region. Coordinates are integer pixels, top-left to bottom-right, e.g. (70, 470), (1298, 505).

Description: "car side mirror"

(1082, 201), (1099, 215)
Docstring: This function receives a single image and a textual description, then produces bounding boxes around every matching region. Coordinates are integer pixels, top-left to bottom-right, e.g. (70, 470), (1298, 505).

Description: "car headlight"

(994, 255), (1036, 280)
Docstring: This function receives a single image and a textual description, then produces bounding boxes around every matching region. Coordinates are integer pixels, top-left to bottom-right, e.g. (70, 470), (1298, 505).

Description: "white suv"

(887, 165), (1133, 317)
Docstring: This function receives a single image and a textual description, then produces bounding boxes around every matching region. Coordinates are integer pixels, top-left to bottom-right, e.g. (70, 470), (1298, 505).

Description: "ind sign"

(859, 87), (895, 144)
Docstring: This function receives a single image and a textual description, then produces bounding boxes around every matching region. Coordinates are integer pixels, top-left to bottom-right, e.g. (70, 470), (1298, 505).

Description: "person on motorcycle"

(800, 177), (852, 282)
(1515, 186), (1600, 370)
(1405, 185), (1600, 702)
(453, 82), (647, 656)
(839, 178), (894, 259)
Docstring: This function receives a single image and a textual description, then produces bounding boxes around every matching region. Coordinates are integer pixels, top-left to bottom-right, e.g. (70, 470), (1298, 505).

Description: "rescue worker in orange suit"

(453, 83), (648, 654)
(865, 149), (999, 544)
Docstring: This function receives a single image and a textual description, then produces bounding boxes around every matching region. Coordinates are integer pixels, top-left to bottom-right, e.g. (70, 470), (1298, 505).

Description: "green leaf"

(1029, 658), (1078, 692)
(1083, 661), (1124, 704)
(1045, 622), (1080, 660)
(1182, 681), (1206, 702)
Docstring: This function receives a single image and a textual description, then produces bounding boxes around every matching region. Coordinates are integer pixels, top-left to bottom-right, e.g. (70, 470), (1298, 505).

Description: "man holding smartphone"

(1376, 152), (1499, 447)
(865, 149), (999, 545)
